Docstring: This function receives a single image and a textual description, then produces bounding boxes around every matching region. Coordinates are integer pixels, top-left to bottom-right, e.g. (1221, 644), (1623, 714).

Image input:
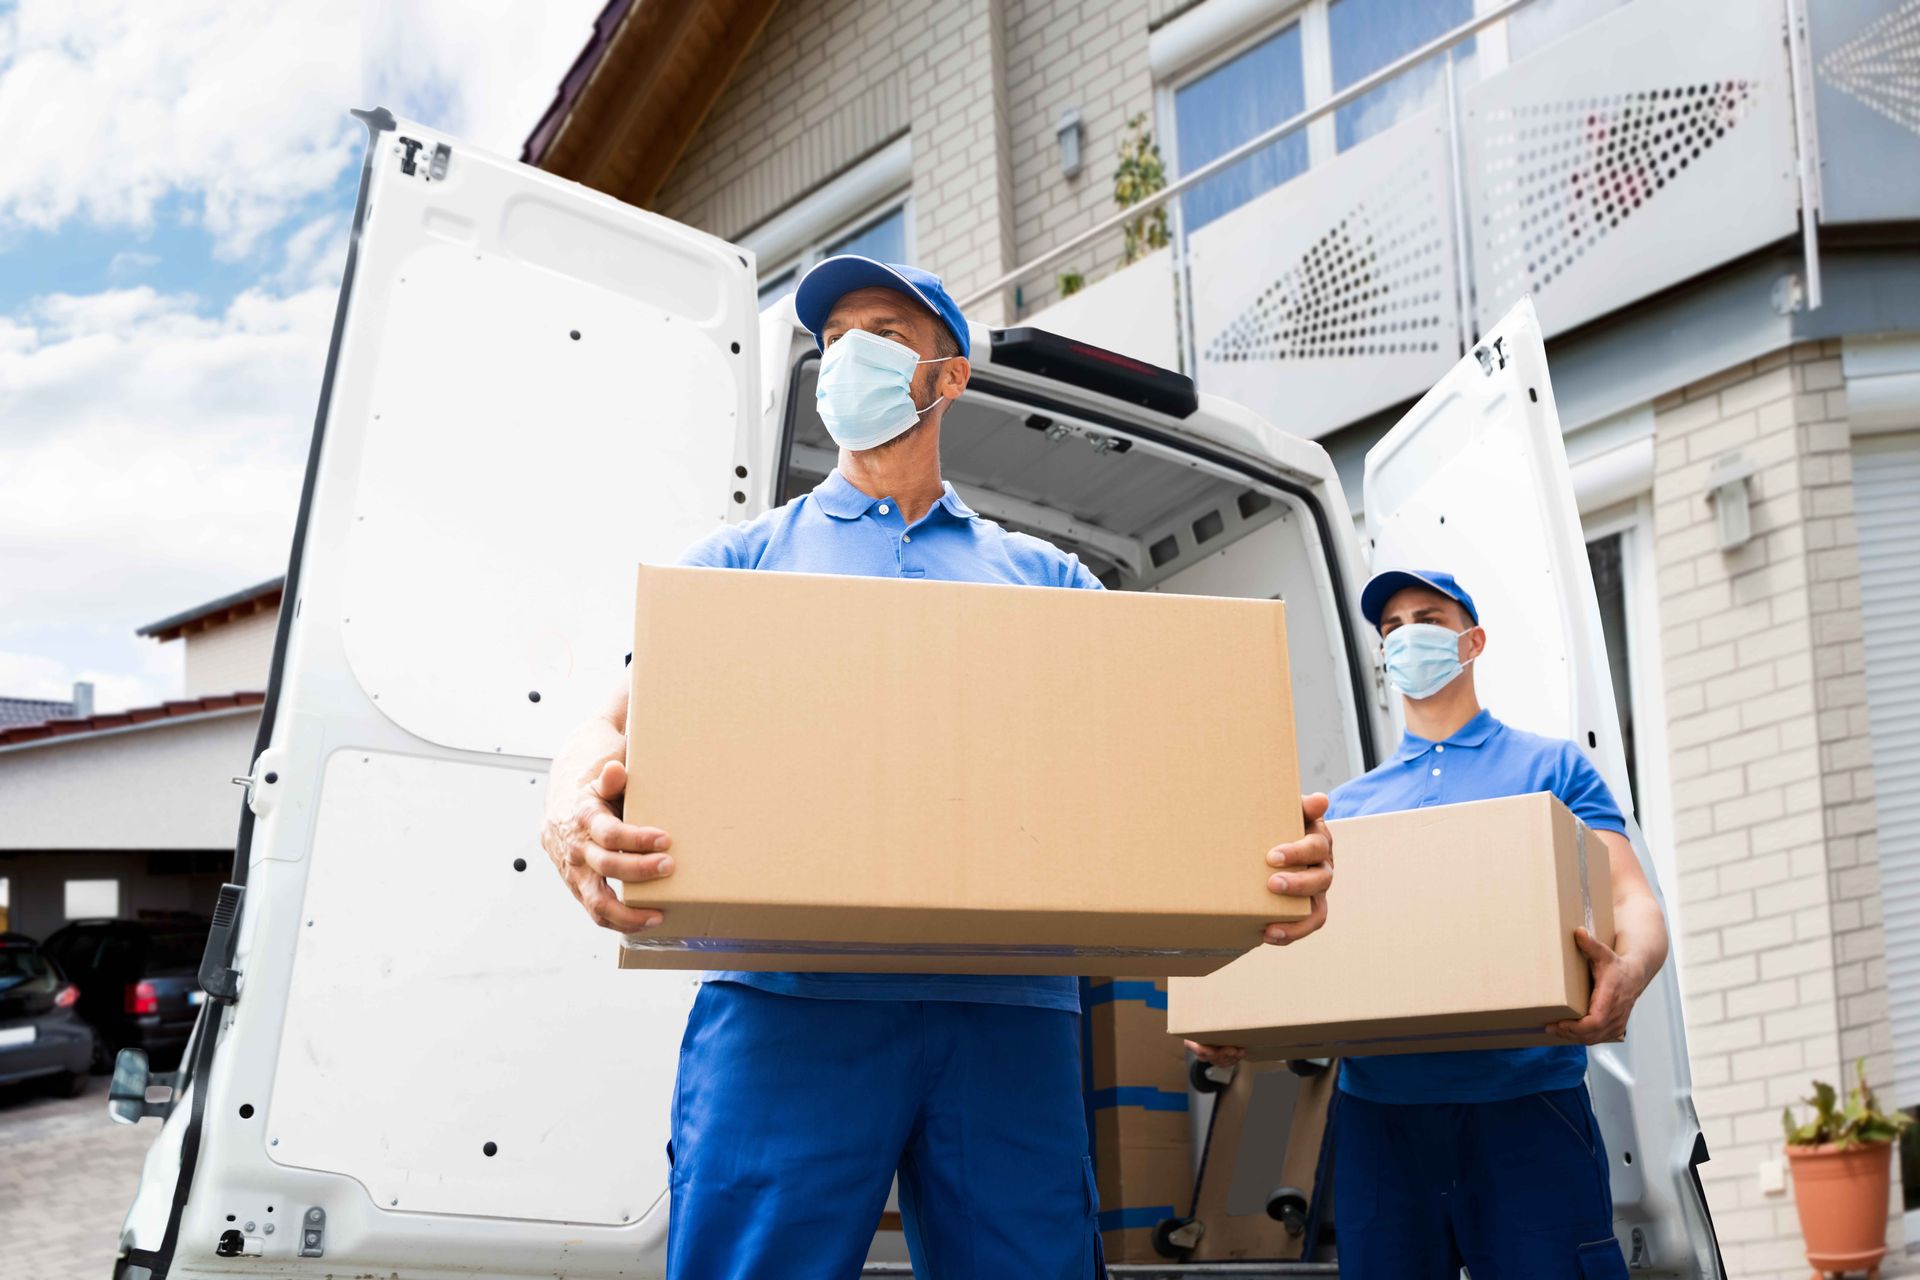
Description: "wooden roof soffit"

(536, 0), (784, 212)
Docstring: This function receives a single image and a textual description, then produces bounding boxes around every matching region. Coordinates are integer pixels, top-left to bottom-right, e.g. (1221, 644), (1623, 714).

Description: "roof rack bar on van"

(957, 0), (1535, 311)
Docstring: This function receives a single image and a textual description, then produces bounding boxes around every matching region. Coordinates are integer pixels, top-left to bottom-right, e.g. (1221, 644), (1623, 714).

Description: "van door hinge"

(394, 136), (451, 181)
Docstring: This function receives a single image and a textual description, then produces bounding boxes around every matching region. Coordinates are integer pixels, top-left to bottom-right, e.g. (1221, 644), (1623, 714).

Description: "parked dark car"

(0, 932), (95, 1096)
(42, 918), (209, 1072)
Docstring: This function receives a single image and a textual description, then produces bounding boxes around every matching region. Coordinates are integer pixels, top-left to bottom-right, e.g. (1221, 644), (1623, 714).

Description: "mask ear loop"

(910, 353), (957, 417)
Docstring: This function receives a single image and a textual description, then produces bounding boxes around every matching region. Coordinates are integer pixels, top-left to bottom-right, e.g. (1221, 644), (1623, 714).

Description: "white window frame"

(1151, 0), (1517, 200)
(738, 136), (915, 301)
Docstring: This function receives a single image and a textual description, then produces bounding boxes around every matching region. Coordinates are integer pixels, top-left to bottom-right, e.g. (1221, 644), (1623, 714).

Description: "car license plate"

(188, 990), (207, 1006)
(0, 1026), (35, 1048)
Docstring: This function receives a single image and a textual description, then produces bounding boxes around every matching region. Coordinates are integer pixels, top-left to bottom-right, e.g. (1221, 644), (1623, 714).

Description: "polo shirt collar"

(812, 469), (975, 522)
(1393, 707), (1501, 761)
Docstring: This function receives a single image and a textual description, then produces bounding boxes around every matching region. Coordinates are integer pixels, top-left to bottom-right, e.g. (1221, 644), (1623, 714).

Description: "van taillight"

(126, 982), (159, 1015)
(55, 984), (80, 1009)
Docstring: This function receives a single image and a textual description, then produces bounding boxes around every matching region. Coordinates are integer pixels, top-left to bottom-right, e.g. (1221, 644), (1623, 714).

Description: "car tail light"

(126, 981), (159, 1015)
(55, 984), (80, 1009)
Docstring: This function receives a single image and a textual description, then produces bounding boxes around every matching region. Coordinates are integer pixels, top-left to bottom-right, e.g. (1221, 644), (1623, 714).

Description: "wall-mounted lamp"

(1705, 452), (1757, 552)
(1057, 107), (1084, 180)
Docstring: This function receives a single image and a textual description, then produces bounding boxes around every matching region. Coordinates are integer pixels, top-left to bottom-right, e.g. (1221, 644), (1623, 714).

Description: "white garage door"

(1855, 431), (1920, 1107)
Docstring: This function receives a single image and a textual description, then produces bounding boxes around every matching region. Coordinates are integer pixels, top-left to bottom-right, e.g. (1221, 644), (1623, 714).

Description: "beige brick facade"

(652, 0), (1161, 318)
(1652, 342), (1905, 1279)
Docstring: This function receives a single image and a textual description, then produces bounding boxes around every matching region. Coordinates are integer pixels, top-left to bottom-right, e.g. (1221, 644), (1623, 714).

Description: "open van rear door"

(1361, 299), (1724, 1277)
(121, 110), (754, 1277)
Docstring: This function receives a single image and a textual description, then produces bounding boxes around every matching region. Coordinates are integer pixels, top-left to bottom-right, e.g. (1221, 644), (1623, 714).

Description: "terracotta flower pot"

(1784, 1140), (1893, 1278)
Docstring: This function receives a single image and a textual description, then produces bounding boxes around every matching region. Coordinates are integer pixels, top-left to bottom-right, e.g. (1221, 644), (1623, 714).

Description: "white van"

(107, 110), (1725, 1279)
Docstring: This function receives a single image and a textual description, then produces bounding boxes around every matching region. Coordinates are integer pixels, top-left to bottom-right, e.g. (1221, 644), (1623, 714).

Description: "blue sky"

(0, 0), (602, 709)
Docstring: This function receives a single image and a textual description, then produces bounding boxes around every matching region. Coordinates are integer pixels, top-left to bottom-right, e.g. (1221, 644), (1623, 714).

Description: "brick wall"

(655, 0), (912, 244)
(181, 608), (277, 698)
(1651, 341), (1903, 1279)
(653, 0), (1166, 322)
(1003, 0), (1156, 314)
(653, 0), (1025, 318)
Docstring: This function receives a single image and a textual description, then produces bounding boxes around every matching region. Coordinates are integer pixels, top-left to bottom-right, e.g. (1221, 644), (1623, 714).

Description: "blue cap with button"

(1360, 569), (1479, 629)
(795, 255), (971, 360)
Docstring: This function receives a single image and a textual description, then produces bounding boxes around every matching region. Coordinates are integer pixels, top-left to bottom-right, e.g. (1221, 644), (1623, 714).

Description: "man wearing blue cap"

(539, 255), (1336, 1279)
(1189, 569), (1669, 1280)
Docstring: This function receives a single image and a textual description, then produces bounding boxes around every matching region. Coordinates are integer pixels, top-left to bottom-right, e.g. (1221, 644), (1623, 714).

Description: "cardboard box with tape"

(616, 564), (1307, 975)
(1168, 792), (1613, 1058)
(1080, 977), (1193, 1262)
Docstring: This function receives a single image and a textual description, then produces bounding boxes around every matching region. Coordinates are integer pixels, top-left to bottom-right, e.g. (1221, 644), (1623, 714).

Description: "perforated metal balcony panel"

(1811, 0), (1920, 224)
(1188, 110), (1464, 443)
(1461, 0), (1799, 338)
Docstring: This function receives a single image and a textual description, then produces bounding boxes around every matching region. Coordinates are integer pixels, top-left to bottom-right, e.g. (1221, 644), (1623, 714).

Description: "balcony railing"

(977, 0), (1919, 443)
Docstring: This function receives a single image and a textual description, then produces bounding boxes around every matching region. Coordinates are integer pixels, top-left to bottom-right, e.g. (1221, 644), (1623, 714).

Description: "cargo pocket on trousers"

(1576, 1237), (1630, 1279)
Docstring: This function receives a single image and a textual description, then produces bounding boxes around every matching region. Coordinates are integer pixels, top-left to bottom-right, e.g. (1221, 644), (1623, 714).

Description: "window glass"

(64, 878), (119, 920)
(147, 929), (209, 970)
(825, 206), (908, 265)
(1329, 0), (1475, 152)
(1173, 22), (1309, 233)
(757, 269), (798, 311)
(0, 947), (52, 985)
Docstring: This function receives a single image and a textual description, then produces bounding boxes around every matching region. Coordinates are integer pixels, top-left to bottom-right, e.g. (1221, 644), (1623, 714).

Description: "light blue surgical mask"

(1383, 622), (1475, 700)
(815, 328), (954, 452)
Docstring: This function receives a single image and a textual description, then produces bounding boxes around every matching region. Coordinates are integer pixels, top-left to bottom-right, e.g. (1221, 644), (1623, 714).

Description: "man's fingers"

(578, 874), (664, 933)
(590, 759), (628, 802)
(1300, 791), (1330, 824)
(1184, 1041), (1245, 1066)
(587, 809), (672, 855)
(1269, 866), (1332, 899)
(1265, 893), (1327, 945)
(583, 843), (676, 883)
(1573, 926), (1616, 965)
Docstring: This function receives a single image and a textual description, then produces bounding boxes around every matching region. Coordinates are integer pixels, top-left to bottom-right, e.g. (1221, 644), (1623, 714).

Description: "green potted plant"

(1781, 1060), (1912, 1279)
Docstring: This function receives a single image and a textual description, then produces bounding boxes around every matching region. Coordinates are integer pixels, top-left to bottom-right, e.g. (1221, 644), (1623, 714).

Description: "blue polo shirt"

(1328, 708), (1626, 1104)
(671, 469), (1101, 1013)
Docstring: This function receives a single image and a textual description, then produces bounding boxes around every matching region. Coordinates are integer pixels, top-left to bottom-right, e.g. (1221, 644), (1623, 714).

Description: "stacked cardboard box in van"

(1080, 976), (1192, 1263)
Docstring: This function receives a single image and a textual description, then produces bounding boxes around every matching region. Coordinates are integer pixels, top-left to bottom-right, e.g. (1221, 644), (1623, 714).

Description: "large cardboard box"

(619, 565), (1306, 974)
(1167, 793), (1613, 1057)
(1082, 978), (1194, 1263)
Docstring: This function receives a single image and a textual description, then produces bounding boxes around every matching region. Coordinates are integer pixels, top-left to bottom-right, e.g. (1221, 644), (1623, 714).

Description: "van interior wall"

(783, 379), (1366, 795)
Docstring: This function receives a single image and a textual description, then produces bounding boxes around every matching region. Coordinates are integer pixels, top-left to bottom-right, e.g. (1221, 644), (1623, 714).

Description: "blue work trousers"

(1333, 1085), (1631, 1280)
(666, 982), (1100, 1280)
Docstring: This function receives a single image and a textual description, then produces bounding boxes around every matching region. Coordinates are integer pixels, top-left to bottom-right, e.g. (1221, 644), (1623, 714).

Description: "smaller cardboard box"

(618, 565), (1307, 976)
(1167, 792), (1613, 1058)
(1082, 977), (1194, 1263)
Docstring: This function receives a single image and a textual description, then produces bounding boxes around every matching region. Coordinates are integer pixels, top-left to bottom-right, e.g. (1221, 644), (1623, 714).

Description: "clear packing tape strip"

(619, 936), (1244, 959)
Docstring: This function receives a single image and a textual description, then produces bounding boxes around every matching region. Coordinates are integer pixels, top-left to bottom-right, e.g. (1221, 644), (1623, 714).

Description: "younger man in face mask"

(1189, 569), (1669, 1280)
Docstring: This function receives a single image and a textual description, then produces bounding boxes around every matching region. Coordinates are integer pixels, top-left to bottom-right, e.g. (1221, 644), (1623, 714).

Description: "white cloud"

(0, 0), (605, 709)
(0, 0), (602, 258)
(0, 285), (332, 708)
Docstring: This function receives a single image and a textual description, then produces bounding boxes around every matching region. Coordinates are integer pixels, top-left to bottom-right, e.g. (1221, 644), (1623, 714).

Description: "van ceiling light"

(1057, 107), (1084, 180)
(1705, 452), (1756, 552)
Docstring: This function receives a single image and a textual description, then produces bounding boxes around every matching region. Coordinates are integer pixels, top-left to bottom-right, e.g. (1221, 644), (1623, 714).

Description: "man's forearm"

(1611, 888), (1669, 988)
(545, 687), (628, 820)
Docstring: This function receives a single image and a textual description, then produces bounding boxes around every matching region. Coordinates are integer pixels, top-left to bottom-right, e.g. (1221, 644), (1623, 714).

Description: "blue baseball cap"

(794, 255), (971, 360)
(1361, 569), (1479, 629)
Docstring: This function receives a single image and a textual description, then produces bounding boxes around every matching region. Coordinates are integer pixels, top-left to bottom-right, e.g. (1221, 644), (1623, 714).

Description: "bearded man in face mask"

(539, 255), (1335, 1280)
(1189, 569), (1670, 1280)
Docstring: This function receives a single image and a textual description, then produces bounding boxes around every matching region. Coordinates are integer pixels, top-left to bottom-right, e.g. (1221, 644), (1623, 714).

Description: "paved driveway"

(0, 1076), (152, 1280)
